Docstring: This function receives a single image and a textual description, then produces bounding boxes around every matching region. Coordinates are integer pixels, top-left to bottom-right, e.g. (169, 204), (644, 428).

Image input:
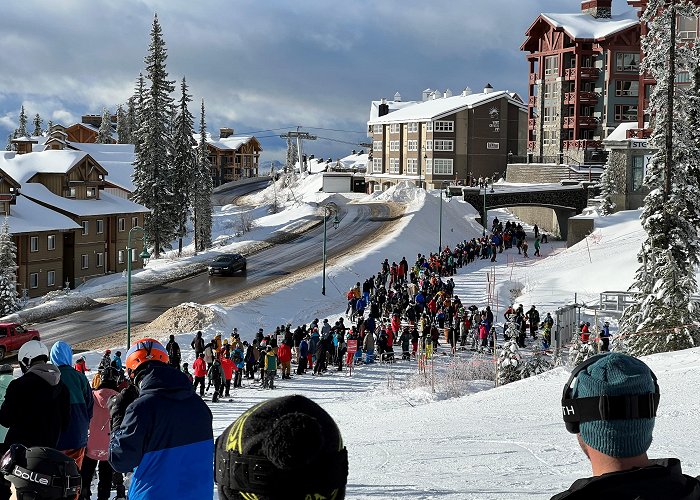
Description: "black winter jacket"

(551, 459), (700, 500)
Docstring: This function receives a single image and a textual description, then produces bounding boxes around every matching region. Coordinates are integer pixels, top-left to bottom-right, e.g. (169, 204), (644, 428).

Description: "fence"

(554, 302), (581, 354)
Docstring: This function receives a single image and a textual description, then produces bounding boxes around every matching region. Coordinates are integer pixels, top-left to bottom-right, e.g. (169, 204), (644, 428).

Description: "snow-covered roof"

(207, 136), (253, 151)
(0, 150), (90, 184)
(368, 99), (419, 122)
(368, 90), (525, 125)
(604, 122), (651, 143)
(541, 9), (639, 40)
(6, 195), (81, 234)
(338, 152), (368, 170)
(68, 142), (136, 192)
(19, 183), (150, 217)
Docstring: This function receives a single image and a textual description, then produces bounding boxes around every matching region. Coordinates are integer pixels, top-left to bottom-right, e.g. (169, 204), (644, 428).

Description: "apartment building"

(206, 128), (262, 187)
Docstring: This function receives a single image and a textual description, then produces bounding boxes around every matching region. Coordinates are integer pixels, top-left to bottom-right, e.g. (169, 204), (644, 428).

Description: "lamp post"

(438, 181), (452, 253)
(420, 153), (427, 189)
(482, 185), (488, 237)
(126, 226), (151, 349)
(322, 205), (340, 295)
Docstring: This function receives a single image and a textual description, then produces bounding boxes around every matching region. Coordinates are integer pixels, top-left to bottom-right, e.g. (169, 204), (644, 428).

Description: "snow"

(368, 99), (419, 122)
(541, 9), (639, 40)
(5, 195), (80, 234)
(68, 142), (136, 192)
(605, 121), (651, 143)
(19, 183), (149, 217)
(0, 150), (88, 184)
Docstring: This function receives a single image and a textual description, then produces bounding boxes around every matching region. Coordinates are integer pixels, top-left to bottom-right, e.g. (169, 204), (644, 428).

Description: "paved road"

(36, 201), (391, 347)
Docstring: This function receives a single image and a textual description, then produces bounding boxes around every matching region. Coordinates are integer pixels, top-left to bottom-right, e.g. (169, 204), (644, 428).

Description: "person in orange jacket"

(277, 342), (293, 379)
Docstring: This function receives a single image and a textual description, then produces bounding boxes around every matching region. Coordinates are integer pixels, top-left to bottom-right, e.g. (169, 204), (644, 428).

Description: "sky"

(0, 0), (634, 163)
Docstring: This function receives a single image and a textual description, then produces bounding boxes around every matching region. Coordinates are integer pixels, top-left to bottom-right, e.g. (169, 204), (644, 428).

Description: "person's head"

(1, 445), (81, 500)
(169, 334), (175, 341)
(125, 338), (169, 381)
(183, 362), (189, 371)
(197, 331), (202, 337)
(115, 351), (121, 358)
(104, 349), (111, 356)
(18, 340), (50, 373)
(561, 353), (659, 466)
(199, 353), (205, 358)
(215, 395), (348, 500)
(49, 341), (73, 368)
(96, 366), (120, 391)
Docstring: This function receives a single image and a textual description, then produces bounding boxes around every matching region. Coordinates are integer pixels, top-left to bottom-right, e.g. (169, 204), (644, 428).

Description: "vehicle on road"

(0, 323), (41, 361)
(208, 253), (247, 276)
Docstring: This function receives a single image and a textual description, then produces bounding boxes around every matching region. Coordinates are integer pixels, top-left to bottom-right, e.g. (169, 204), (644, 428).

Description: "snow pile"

(241, 171), (326, 207)
(145, 302), (227, 335)
(363, 181), (425, 205)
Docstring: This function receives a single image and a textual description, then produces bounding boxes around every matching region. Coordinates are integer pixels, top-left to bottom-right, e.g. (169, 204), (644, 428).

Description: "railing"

(527, 140), (537, 151)
(529, 73), (537, 84)
(528, 96), (537, 107)
(564, 139), (602, 150)
(626, 128), (652, 139)
(564, 67), (600, 80)
(508, 154), (582, 167)
(528, 118), (536, 129)
(564, 116), (598, 128)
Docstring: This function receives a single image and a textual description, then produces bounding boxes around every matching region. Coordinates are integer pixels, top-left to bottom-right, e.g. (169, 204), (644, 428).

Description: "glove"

(108, 383), (139, 431)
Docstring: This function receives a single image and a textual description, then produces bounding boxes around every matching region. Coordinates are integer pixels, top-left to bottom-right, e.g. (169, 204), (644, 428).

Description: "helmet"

(18, 340), (49, 372)
(1, 444), (81, 499)
(125, 338), (169, 377)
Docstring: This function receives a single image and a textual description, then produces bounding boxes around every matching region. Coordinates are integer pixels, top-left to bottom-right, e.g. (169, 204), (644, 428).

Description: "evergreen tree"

(46, 120), (54, 134)
(192, 99), (213, 252)
(620, 0), (700, 356)
(116, 104), (129, 144)
(520, 339), (553, 379)
(132, 15), (177, 258)
(5, 135), (12, 152)
(14, 106), (28, 138)
(0, 219), (19, 316)
(172, 77), (197, 256)
(598, 165), (616, 216)
(96, 107), (113, 144)
(32, 113), (43, 137)
(568, 334), (597, 367)
(496, 338), (522, 385)
(127, 95), (138, 145)
(285, 136), (298, 172)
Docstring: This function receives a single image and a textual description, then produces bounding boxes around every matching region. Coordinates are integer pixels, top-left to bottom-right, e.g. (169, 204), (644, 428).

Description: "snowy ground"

(15, 180), (700, 498)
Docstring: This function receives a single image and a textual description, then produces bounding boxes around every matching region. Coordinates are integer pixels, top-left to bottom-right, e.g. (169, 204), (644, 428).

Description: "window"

(47, 271), (55, 287)
(373, 124), (383, 134)
(615, 53), (640, 73)
(543, 130), (557, 146)
(389, 158), (400, 174)
(131, 248), (138, 262)
(544, 83), (559, 99)
(30, 236), (39, 252)
(118, 218), (126, 232)
(615, 105), (638, 122)
(434, 121), (454, 132)
(96, 252), (104, 268)
(389, 124), (400, 133)
(406, 158), (418, 175)
(81, 221), (89, 236)
(372, 158), (383, 173)
(81, 254), (89, 269)
(373, 141), (383, 152)
(616, 80), (639, 97)
(433, 140), (454, 151)
(675, 71), (691, 84)
(67, 187), (76, 198)
(389, 141), (400, 151)
(432, 159), (454, 175)
(425, 158), (432, 174)
(86, 187), (96, 198)
(543, 106), (558, 123)
(632, 155), (646, 191)
(118, 250), (125, 264)
(96, 219), (104, 234)
(131, 217), (138, 228)
(426, 122), (433, 132)
(47, 235), (56, 251)
(425, 140), (432, 151)
(678, 15), (698, 39)
(544, 55), (559, 77)
(30, 273), (39, 289)
(408, 140), (418, 151)
(407, 122), (418, 133)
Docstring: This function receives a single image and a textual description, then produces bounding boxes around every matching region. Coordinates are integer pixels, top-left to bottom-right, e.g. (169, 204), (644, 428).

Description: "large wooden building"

(206, 128), (262, 187)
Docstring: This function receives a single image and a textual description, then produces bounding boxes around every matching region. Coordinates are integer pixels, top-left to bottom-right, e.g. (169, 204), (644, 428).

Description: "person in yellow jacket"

(263, 346), (277, 389)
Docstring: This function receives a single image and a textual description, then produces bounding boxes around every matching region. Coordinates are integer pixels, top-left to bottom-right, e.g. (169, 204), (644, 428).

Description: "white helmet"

(18, 340), (49, 371)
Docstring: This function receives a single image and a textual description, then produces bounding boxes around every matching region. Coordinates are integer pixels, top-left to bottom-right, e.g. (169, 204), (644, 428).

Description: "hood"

(50, 341), (73, 367)
(27, 362), (61, 386)
(137, 362), (195, 401)
(93, 387), (118, 409)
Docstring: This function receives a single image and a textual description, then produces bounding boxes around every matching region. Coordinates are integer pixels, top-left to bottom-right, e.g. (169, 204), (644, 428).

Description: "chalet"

(206, 128), (262, 187)
(65, 114), (117, 144)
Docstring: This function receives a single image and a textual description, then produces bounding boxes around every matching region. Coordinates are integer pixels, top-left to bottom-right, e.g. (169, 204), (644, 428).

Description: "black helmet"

(1, 445), (81, 499)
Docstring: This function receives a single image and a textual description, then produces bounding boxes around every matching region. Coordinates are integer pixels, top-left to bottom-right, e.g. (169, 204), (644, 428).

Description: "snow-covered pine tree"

(172, 77), (197, 256)
(520, 339), (553, 379)
(46, 120), (53, 135)
(0, 219), (19, 316)
(192, 99), (213, 252)
(127, 95), (138, 145)
(14, 106), (28, 138)
(32, 113), (43, 137)
(598, 164), (616, 216)
(285, 136), (298, 173)
(620, 0), (700, 356)
(132, 15), (177, 258)
(568, 334), (597, 367)
(496, 338), (522, 385)
(96, 107), (113, 144)
(116, 104), (129, 144)
(5, 135), (12, 152)
(504, 312), (519, 341)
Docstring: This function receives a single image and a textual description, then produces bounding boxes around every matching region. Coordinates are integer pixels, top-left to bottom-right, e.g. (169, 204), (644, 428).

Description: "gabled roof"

(0, 166), (21, 190)
(368, 90), (525, 125)
(368, 99), (419, 122)
(6, 194), (81, 234)
(68, 142), (136, 193)
(0, 150), (104, 184)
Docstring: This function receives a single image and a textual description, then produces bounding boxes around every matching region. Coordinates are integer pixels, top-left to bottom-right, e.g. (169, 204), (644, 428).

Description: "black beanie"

(215, 395), (348, 500)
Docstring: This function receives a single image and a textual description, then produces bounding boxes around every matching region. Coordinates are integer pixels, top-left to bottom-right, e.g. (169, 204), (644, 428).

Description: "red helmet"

(125, 338), (169, 377)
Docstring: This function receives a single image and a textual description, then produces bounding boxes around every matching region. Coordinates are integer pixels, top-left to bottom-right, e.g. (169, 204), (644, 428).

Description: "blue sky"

(0, 0), (633, 162)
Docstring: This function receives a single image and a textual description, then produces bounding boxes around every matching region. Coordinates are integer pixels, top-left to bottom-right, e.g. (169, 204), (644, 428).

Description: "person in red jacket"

(220, 354), (235, 398)
(277, 342), (292, 379)
(192, 353), (207, 397)
(74, 356), (89, 374)
(581, 322), (591, 343)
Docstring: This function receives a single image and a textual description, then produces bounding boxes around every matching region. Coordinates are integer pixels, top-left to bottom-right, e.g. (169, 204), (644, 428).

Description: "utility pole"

(280, 128), (317, 173)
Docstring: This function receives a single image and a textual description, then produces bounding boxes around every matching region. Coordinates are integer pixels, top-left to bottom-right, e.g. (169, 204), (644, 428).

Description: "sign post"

(346, 340), (358, 376)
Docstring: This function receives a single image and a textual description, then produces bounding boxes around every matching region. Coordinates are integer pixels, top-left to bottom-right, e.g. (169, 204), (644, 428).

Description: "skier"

(231, 345), (245, 388)
(165, 334), (181, 369)
(207, 358), (225, 402)
(277, 341), (292, 379)
(109, 338), (214, 500)
(534, 236), (541, 257)
(220, 353), (234, 397)
(110, 351), (123, 371)
(363, 329), (375, 364)
(192, 353), (207, 397)
(527, 306), (540, 339)
(600, 321), (611, 351)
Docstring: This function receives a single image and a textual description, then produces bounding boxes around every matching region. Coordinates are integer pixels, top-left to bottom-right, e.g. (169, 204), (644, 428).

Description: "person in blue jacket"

(109, 338), (214, 500)
(49, 340), (93, 469)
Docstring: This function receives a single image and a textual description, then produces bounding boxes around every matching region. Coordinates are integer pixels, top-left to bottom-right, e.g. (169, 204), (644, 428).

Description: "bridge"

(459, 183), (589, 239)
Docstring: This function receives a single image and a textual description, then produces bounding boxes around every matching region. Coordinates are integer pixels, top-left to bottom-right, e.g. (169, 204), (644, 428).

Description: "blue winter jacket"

(110, 363), (214, 500)
(50, 341), (93, 450)
(299, 340), (309, 358)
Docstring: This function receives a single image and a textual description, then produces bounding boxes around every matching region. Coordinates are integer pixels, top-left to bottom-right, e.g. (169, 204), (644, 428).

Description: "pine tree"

(5, 135), (12, 152)
(46, 120), (54, 134)
(0, 219), (19, 316)
(520, 339), (553, 379)
(598, 164), (616, 216)
(172, 77), (197, 256)
(620, 0), (700, 356)
(96, 107), (113, 144)
(192, 99), (213, 252)
(116, 104), (129, 144)
(496, 338), (522, 385)
(568, 334), (597, 367)
(132, 15), (177, 258)
(14, 106), (28, 138)
(127, 96), (138, 145)
(32, 114), (43, 137)
(286, 136), (298, 172)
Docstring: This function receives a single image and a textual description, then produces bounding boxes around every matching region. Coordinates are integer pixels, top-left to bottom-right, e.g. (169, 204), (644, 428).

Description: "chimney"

(422, 88), (433, 101)
(444, 89), (453, 98)
(219, 127), (234, 139)
(378, 98), (389, 117)
(483, 83), (494, 94)
(81, 114), (102, 128)
(431, 91), (440, 100)
(462, 87), (473, 96)
(581, 0), (612, 18)
(394, 91), (402, 102)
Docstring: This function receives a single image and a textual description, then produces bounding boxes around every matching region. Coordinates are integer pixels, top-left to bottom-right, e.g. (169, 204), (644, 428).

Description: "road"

(35, 200), (393, 347)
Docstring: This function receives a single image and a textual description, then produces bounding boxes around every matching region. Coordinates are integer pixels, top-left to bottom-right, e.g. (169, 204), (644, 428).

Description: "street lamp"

(482, 185), (488, 237)
(126, 226), (151, 349)
(438, 181), (453, 253)
(322, 204), (340, 295)
(420, 153), (427, 190)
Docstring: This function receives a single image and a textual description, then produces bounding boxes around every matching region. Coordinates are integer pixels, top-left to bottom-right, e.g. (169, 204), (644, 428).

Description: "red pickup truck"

(0, 323), (41, 361)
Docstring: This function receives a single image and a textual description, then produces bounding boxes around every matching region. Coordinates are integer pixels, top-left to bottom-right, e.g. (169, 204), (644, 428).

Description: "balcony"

(527, 140), (537, 151)
(580, 67), (600, 79)
(528, 118), (536, 129)
(565, 91), (599, 104)
(528, 96), (537, 107)
(529, 73), (537, 84)
(626, 128), (652, 139)
(563, 116), (598, 128)
(564, 139), (602, 150)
